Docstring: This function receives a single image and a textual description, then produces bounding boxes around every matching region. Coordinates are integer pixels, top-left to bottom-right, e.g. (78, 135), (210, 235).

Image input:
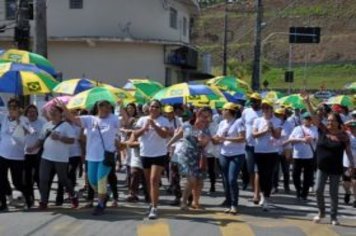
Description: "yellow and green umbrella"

(0, 62), (58, 95)
(0, 49), (56, 76)
(153, 83), (222, 105)
(261, 91), (284, 102)
(277, 93), (319, 109)
(345, 82), (356, 90)
(67, 87), (132, 110)
(206, 76), (251, 94)
(327, 95), (354, 108)
(129, 78), (164, 97)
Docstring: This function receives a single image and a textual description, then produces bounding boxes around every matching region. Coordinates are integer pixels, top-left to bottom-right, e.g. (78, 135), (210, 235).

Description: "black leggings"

(57, 156), (81, 202)
(255, 153), (279, 198)
(0, 157), (31, 207)
(293, 158), (314, 199)
(207, 157), (216, 188)
(24, 154), (41, 200)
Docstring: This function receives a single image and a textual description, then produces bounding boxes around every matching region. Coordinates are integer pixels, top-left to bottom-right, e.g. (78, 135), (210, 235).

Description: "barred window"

(169, 7), (177, 29)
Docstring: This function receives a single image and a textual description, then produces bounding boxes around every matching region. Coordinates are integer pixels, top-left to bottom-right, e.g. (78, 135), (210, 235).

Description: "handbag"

(97, 124), (116, 167)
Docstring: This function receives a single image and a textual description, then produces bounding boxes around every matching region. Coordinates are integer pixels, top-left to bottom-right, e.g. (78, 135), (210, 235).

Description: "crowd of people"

(0, 92), (355, 225)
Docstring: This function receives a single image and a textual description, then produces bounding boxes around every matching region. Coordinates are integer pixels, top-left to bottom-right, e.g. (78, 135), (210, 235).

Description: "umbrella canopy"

(0, 62), (58, 95)
(53, 78), (98, 95)
(153, 83), (222, 105)
(42, 95), (72, 112)
(327, 95), (354, 108)
(0, 49), (56, 76)
(206, 76), (251, 94)
(261, 91), (284, 101)
(67, 87), (132, 110)
(129, 78), (163, 98)
(277, 94), (306, 109)
(345, 82), (356, 90)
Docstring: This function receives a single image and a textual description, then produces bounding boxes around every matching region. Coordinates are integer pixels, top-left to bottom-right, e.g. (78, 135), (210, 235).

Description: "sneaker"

(312, 213), (325, 223)
(71, 196), (79, 209)
(331, 219), (340, 226)
(38, 202), (48, 210)
(230, 206), (237, 215)
(224, 208), (231, 214)
(259, 196), (265, 206)
(262, 199), (269, 211)
(344, 193), (351, 204)
(92, 205), (105, 216)
(148, 207), (158, 220)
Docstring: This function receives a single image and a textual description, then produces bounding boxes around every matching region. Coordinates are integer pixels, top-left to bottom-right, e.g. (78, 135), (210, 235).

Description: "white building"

(0, 0), (201, 86)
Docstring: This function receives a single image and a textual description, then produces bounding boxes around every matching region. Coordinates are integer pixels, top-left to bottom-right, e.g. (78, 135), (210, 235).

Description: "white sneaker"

(313, 214), (325, 223)
(259, 196), (265, 206)
(262, 199), (269, 211)
(331, 219), (340, 226)
(230, 206), (237, 215)
(224, 208), (231, 213)
(148, 207), (158, 220)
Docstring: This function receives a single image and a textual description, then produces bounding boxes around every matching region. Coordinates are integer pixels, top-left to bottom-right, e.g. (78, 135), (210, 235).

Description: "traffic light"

(289, 27), (321, 44)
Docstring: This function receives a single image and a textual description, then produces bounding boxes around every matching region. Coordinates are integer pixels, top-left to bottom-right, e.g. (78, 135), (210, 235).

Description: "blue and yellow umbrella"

(0, 49), (56, 76)
(53, 78), (98, 95)
(153, 83), (222, 105)
(0, 62), (58, 95)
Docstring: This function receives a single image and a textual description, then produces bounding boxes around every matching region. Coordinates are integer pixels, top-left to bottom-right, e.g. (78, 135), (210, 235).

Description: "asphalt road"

(0, 172), (355, 236)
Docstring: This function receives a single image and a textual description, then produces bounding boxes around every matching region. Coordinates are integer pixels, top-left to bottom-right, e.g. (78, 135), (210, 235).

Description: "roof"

(176, 0), (200, 14)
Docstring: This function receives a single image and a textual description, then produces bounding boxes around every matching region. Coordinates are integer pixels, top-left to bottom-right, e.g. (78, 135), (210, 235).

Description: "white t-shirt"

(276, 120), (294, 154)
(343, 132), (356, 168)
(69, 124), (82, 157)
(287, 115), (301, 129)
(0, 116), (30, 160)
(136, 116), (170, 157)
(80, 114), (120, 162)
(253, 116), (282, 153)
(41, 121), (76, 163)
(241, 108), (262, 146)
(205, 119), (221, 158)
(289, 125), (318, 159)
(217, 118), (246, 156)
(24, 118), (46, 155)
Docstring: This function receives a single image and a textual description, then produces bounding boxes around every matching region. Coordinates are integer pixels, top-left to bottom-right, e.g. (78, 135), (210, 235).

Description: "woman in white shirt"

(289, 112), (318, 201)
(214, 103), (245, 214)
(0, 98), (33, 211)
(24, 104), (45, 207)
(134, 100), (170, 219)
(27, 105), (78, 210)
(252, 99), (282, 211)
(60, 99), (124, 216)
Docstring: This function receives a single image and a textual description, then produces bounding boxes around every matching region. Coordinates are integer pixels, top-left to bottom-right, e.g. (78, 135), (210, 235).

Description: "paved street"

(0, 173), (355, 236)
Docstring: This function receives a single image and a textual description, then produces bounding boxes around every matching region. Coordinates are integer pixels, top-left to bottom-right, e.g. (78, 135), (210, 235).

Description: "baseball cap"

(163, 105), (174, 113)
(223, 102), (240, 111)
(302, 112), (312, 119)
(261, 99), (273, 107)
(274, 108), (285, 115)
(248, 92), (262, 100)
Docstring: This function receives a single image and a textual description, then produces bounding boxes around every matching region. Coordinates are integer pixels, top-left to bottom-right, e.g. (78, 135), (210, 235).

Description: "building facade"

(0, 0), (200, 86)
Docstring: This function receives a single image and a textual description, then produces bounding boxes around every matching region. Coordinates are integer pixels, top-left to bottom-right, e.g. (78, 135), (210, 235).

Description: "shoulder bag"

(97, 124), (116, 167)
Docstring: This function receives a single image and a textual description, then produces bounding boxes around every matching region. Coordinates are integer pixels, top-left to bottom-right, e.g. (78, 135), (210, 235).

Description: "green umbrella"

(327, 95), (354, 108)
(277, 94), (306, 109)
(206, 76), (251, 94)
(129, 78), (164, 98)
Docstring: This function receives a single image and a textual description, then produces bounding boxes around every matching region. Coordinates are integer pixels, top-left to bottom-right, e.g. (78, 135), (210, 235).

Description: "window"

(5, 0), (17, 20)
(69, 0), (83, 9)
(182, 17), (187, 36)
(169, 7), (177, 29)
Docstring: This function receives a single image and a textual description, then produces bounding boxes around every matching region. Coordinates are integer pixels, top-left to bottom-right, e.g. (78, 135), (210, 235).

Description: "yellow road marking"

(215, 213), (255, 236)
(137, 220), (170, 236)
(285, 219), (339, 236)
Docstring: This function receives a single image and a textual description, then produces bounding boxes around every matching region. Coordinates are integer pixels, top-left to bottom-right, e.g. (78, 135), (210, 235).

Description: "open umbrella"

(0, 62), (58, 95)
(153, 83), (222, 105)
(67, 87), (132, 110)
(345, 82), (356, 90)
(206, 76), (251, 94)
(0, 49), (56, 76)
(327, 95), (354, 108)
(129, 78), (163, 97)
(261, 91), (284, 102)
(53, 78), (98, 95)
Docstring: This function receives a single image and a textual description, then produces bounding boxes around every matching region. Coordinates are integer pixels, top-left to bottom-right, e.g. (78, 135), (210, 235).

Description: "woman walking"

(168, 107), (211, 211)
(302, 92), (355, 225)
(252, 99), (282, 211)
(134, 100), (170, 219)
(214, 103), (245, 214)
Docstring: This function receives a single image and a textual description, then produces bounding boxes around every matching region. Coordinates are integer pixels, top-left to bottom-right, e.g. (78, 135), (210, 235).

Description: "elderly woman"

(252, 99), (282, 211)
(27, 105), (78, 210)
(0, 98), (33, 211)
(302, 92), (355, 225)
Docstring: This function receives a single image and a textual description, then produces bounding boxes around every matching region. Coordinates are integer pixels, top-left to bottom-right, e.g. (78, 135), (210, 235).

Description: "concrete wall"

(0, 0), (193, 43)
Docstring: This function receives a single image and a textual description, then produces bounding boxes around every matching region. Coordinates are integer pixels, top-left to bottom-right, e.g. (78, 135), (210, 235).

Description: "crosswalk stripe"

(285, 219), (339, 236)
(215, 213), (255, 236)
(137, 220), (171, 236)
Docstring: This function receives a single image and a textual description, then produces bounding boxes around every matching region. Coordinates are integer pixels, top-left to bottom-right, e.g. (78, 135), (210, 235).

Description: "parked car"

(314, 91), (335, 100)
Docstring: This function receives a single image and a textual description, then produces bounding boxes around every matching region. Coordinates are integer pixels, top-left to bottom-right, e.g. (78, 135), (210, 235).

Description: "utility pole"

(33, 0), (47, 57)
(251, 0), (263, 91)
(222, 0), (228, 76)
(15, 0), (31, 50)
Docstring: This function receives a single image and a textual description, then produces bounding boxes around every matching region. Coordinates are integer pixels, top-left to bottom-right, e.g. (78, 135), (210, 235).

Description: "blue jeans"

(219, 154), (245, 207)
